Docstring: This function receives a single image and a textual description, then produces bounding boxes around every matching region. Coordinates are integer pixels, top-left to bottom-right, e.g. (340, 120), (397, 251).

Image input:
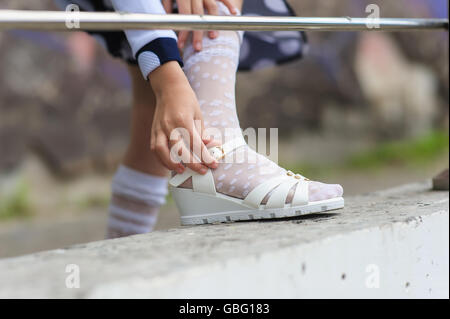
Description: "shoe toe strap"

(265, 179), (299, 209)
(244, 176), (310, 209)
(292, 180), (309, 206)
(243, 176), (290, 208)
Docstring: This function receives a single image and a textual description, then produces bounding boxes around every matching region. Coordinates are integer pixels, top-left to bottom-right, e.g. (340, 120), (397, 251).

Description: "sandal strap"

(169, 137), (247, 194)
(169, 136), (311, 207)
(208, 137), (247, 161)
(243, 175), (291, 208)
(244, 175), (310, 208)
(192, 169), (216, 195)
(265, 178), (299, 209)
(292, 180), (309, 206)
(170, 168), (217, 195)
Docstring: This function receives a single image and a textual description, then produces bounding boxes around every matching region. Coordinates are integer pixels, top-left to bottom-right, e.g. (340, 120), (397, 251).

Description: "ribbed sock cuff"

(111, 165), (169, 206)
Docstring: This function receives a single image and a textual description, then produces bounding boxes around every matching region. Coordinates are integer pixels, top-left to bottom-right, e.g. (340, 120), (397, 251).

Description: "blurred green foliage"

(286, 131), (449, 178)
(75, 194), (110, 210)
(348, 131), (449, 169)
(0, 179), (31, 220)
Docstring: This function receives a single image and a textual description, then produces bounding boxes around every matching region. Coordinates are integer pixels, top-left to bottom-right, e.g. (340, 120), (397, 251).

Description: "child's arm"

(150, 61), (218, 175)
(111, 0), (218, 174)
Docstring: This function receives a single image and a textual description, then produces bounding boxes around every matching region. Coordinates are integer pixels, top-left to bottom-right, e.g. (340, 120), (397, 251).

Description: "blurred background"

(0, 0), (448, 258)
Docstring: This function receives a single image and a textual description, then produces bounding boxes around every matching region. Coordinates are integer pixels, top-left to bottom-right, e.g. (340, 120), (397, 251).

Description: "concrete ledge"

(0, 182), (448, 298)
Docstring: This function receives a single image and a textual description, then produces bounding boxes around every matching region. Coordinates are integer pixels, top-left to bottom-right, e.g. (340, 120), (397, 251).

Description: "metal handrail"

(0, 10), (448, 32)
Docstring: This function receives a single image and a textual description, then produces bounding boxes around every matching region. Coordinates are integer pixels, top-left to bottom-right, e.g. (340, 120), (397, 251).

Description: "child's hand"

(162, 0), (237, 51)
(149, 61), (219, 175)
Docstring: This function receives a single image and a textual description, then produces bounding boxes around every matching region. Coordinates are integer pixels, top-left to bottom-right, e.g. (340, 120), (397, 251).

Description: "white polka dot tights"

(180, 7), (343, 203)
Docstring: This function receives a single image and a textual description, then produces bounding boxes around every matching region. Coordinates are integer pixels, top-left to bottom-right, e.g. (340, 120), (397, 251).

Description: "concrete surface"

(1, 148), (447, 260)
(0, 182), (448, 299)
(0, 202), (181, 259)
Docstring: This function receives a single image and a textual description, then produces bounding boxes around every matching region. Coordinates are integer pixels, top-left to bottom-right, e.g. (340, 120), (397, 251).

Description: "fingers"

(176, 0), (192, 49)
(194, 119), (219, 167)
(193, 30), (204, 51)
(196, 117), (211, 145)
(169, 133), (209, 175)
(167, 119), (218, 174)
(178, 31), (189, 49)
(168, 119), (218, 174)
(177, 0), (238, 49)
(192, 0), (204, 51)
(194, 118), (218, 168)
(191, 125), (218, 169)
(155, 131), (185, 174)
(204, 0), (218, 15)
(204, 0), (219, 39)
(219, 0), (238, 15)
(176, 0), (192, 13)
(179, 144), (209, 175)
(161, 0), (173, 13)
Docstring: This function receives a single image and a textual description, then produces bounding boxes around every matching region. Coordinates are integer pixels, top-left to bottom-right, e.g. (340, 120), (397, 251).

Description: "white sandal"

(169, 138), (344, 225)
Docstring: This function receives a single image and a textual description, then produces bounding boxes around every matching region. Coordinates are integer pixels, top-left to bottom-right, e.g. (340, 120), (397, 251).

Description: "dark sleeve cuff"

(135, 38), (184, 79)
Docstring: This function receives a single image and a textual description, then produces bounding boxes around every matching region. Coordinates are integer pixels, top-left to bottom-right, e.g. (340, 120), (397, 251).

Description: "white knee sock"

(182, 3), (343, 203)
(107, 165), (168, 239)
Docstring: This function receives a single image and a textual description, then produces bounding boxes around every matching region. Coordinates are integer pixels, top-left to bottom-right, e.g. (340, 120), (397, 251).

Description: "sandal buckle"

(209, 146), (225, 161)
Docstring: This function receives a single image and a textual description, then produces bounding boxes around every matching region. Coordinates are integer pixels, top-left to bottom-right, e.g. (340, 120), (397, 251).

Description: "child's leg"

(107, 65), (169, 239)
(122, 66), (169, 177)
(182, 2), (343, 204)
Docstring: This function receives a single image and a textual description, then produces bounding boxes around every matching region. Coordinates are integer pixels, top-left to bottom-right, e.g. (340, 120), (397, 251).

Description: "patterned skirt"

(55, 0), (307, 71)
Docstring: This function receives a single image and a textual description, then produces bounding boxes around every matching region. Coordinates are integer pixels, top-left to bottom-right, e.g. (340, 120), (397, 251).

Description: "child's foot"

(170, 137), (344, 225)
(175, 142), (343, 204)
